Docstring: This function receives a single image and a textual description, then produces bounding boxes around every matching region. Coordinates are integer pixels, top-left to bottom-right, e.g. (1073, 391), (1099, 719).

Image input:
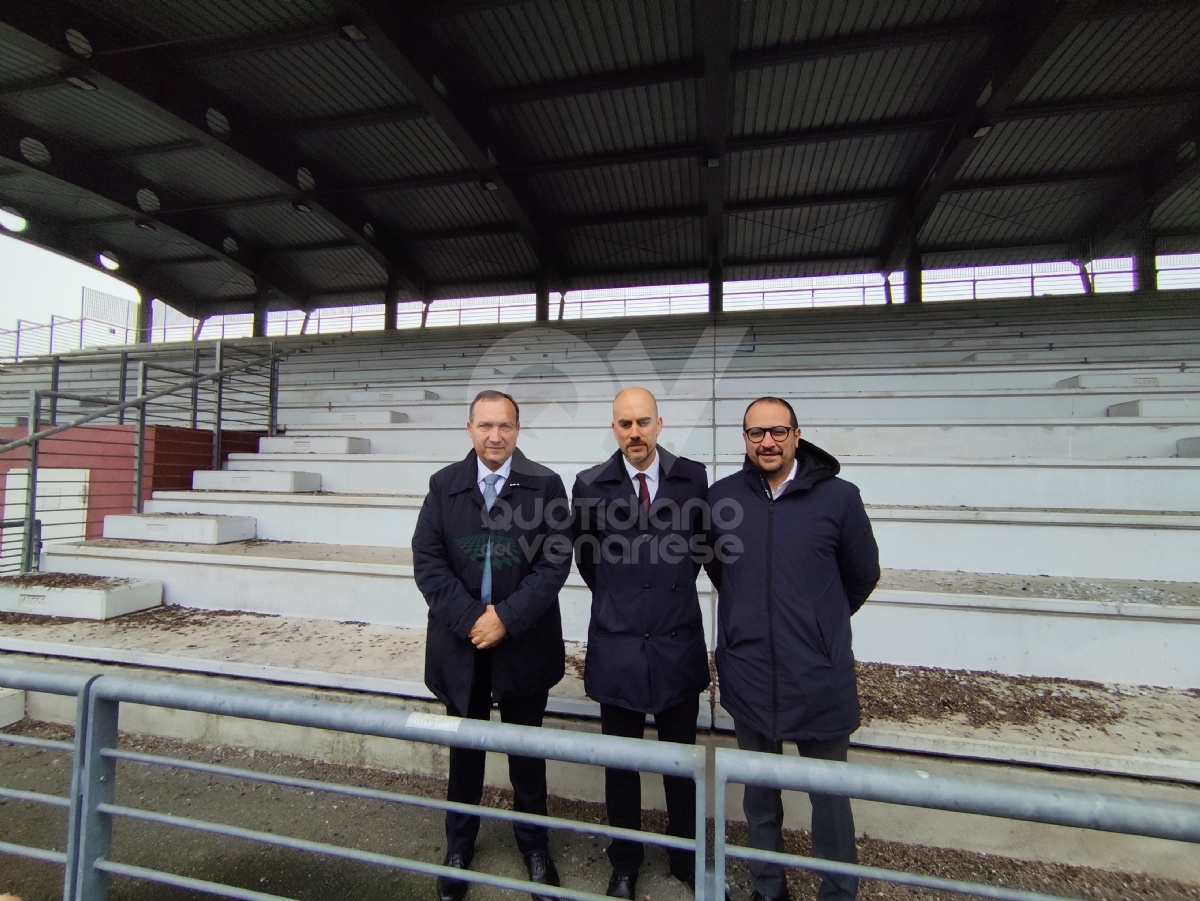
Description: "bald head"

(612, 386), (662, 469)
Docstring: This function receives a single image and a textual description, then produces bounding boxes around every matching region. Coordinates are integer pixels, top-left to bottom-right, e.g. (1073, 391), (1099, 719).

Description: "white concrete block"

(192, 470), (321, 493)
(1180, 437), (1200, 458)
(0, 688), (24, 727)
(0, 577), (162, 620)
(103, 514), (256, 544)
(1108, 399), (1198, 418)
(1058, 373), (1200, 389)
(308, 410), (408, 425)
(259, 436), (370, 454)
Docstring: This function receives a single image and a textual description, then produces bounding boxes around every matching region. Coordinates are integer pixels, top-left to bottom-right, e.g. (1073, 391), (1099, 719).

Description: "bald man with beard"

(571, 387), (712, 899)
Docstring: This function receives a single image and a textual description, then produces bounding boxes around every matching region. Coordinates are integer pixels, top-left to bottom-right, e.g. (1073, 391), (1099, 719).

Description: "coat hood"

(741, 438), (840, 491)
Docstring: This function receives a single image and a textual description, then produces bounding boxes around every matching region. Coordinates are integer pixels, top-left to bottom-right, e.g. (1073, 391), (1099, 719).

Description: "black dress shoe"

(606, 871), (636, 899)
(437, 851), (471, 901)
(524, 850), (561, 901)
(669, 859), (696, 891)
(749, 889), (790, 901)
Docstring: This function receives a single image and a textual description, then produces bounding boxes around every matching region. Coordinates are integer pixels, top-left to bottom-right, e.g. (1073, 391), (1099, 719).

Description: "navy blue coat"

(413, 448), (573, 712)
(572, 448), (711, 714)
(706, 441), (880, 741)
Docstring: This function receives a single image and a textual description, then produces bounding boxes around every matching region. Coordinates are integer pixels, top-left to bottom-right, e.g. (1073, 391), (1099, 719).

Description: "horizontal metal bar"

(92, 677), (700, 777)
(0, 839), (68, 865)
(104, 748), (693, 850)
(97, 805), (615, 901)
(0, 785), (71, 807)
(0, 733), (73, 753)
(727, 844), (1084, 901)
(95, 860), (285, 901)
(37, 391), (120, 405)
(715, 751), (1200, 843)
(0, 663), (95, 696)
(143, 363), (203, 378)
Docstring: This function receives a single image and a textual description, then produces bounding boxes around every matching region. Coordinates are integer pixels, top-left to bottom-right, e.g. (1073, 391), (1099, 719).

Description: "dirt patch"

(879, 569), (1200, 607)
(0, 573), (135, 590)
(564, 647), (586, 682)
(857, 662), (1126, 729)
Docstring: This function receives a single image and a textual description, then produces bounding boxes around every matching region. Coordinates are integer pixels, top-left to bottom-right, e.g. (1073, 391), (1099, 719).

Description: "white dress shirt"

(477, 453), (513, 499)
(771, 460), (799, 499)
(623, 451), (661, 503)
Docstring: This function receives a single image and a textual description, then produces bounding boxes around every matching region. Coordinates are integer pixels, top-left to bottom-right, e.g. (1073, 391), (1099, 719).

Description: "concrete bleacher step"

(1058, 373), (1200, 389)
(1181, 437), (1200, 457)
(36, 540), (1200, 691)
(0, 575), (162, 620)
(192, 470), (321, 492)
(102, 514), (256, 544)
(259, 435), (370, 454)
(145, 491), (422, 546)
(1107, 398), (1198, 417)
(305, 410), (408, 425)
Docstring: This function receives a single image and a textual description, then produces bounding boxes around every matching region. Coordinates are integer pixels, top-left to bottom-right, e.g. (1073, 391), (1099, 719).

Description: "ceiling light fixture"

(482, 181), (499, 191)
(292, 198), (312, 213)
(98, 251), (120, 271)
(0, 206), (28, 232)
(65, 74), (97, 91)
(340, 23), (368, 42)
(135, 218), (156, 231)
(972, 124), (993, 139)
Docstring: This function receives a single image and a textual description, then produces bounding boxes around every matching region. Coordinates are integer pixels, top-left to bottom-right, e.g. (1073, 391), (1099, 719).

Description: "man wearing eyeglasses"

(413, 390), (573, 901)
(706, 396), (880, 901)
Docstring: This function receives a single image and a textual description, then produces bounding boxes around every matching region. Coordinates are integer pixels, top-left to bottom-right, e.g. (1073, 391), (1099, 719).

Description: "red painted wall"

(0, 425), (262, 539)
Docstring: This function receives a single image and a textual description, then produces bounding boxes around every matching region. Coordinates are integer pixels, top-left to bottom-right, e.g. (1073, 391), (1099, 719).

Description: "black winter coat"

(413, 448), (573, 712)
(706, 441), (880, 741)
(572, 448), (711, 714)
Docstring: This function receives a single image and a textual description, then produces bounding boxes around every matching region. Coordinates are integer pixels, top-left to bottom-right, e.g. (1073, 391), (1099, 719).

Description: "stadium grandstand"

(0, 2), (1198, 900)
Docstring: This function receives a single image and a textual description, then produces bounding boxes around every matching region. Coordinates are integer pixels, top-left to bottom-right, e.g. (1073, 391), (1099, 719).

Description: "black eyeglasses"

(743, 425), (794, 443)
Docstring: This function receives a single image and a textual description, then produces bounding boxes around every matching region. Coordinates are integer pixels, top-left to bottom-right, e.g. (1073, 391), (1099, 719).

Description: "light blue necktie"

(480, 473), (501, 605)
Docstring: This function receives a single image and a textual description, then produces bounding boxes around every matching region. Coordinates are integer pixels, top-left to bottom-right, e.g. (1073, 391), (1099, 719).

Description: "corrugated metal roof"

(362, 183), (511, 232)
(123, 146), (281, 204)
(526, 159), (702, 217)
(569, 267), (707, 290)
(195, 39), (418, 120)
(297, 119), (470, 182)
(725, 259), (877, 280)
(732, 39), (986, 135)
(1017, 6), (1200, 104)
(492, 81), (696, 160)
(0, 36), (59, 87)
(411, 233), (541, 282)
(558, 217), (704, 272)
(727, 131), (937, 200)
(1152, 174), (1200, 232)
(81, 0), (328, 44)
(275, 246), (387, 292)
(0, 170), (129, 221)
(156, 258), (256, 298)
(726, 200), (896, 259)
(89, 221), (224, 263)
(433, 0), (694, 89)
(923, 243), (1082, 268)
(1, 85), (189, 152)
(428, 280), (536, 300)
(213, 201), (347, 246)
(734, 0), (995, 50)
(955, 105), (1197, 180)
(919, 183), (1123, 247)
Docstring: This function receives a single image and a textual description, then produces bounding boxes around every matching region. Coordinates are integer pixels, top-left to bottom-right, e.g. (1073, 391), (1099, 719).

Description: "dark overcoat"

(572, 448), (711, 714)
(413, 447), (572, 712)
(706, 440), (880, 741)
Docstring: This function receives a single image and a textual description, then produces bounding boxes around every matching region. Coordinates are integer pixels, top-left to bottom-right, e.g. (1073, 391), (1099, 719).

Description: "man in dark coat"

(572, 387), (711, 899)
(706, 396), (880, 901)
(413, 390), (573, 901)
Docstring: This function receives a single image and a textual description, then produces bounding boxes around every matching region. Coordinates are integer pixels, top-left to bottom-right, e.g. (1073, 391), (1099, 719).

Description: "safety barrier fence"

(1, 663), (1199, 901)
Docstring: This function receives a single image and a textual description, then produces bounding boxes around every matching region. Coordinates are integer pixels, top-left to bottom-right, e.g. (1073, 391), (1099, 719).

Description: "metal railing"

(0, 342), (288, 574)
(2, 664), (1199, 901)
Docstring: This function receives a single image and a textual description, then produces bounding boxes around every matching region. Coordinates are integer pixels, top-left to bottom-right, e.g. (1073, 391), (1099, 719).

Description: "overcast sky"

(0, 233), (140, 331)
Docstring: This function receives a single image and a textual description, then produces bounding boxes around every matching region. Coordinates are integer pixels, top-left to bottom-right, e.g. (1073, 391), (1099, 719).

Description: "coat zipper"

(760, 473), (779, 737)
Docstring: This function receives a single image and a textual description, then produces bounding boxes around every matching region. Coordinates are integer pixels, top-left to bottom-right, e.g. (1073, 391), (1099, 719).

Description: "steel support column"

(905, 251), (923, 304)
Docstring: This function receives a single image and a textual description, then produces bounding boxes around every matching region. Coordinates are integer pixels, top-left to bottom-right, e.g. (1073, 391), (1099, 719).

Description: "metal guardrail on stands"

(0, 342), (287, 575)
(1, 664), (1199, 901)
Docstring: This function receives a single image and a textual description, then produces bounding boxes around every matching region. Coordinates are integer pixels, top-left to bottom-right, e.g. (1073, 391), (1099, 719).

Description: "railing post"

(74, 689), (119, 901)
(132, 362), (148, 514)
(190, 346), (200, 429)
(713, 750), (728, 901)
(695, 746), (710, 901)
(22, 390), (41, 573)
(211, 341), (224, 471)
(116, 353), (128, 425)
(49, 355), (61, 425)
(268, 345), (279, 437)
(63, 675), (102, 901)
(15, 320), (21, 361)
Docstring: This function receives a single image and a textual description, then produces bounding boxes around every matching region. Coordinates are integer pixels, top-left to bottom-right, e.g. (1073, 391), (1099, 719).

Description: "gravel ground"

(878, 570), (1200, 607)
(0, 573), (138, 590)
(2, 721), (1196, 901)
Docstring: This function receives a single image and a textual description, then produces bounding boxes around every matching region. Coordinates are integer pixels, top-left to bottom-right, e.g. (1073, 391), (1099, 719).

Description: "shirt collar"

(772, 460), (799, 498)
(477, 453), (513, 485)
(622, 450), (660, 485)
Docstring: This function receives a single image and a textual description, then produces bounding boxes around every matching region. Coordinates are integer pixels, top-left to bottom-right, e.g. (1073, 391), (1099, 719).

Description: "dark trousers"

(600, 694), (700, 877)
(444, 649), (550, 858)
(734, 722), (858, 901)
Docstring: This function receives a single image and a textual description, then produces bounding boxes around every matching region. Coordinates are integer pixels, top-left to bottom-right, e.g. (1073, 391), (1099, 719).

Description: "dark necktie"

(635, 472), (650, 512)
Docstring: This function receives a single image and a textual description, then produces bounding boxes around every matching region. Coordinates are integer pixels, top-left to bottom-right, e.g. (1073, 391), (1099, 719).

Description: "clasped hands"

(469, 604), (507, 649)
